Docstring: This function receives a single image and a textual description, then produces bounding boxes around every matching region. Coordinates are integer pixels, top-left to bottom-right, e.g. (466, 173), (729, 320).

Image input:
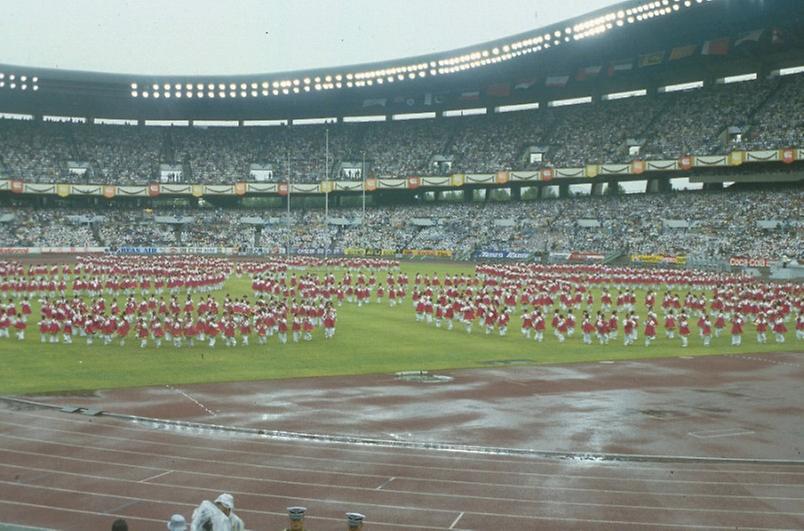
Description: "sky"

(0, 0), (619, 75)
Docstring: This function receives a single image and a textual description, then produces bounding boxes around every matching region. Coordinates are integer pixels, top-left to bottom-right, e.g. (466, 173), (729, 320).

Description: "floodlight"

(186, 83), (193, 90)
(142, 91), (149, 98)
(293, 87), (300, 93)
(175, 92), (182, 98)
(130, 82), (136, 89)
(154, 92), (160, 98)
(186, 92), (192, 98)
(131, 90), (138, 97)
(152, 83), (158, 90)
(219, 91), (226, 97)
(218, 83), (225, 89)
(303, 86), (310, 92)
(262, 81), (269, 88)
(197, 92), (204, 98)
(164, 92), (171, 98)
(272, 89), (279, 95)
(229, 91), (235, 97)
(240, 90), (246, 97)
(240, 83), (246, 89)
(208, 91), (215, 97)
(261, 89), (268, 95)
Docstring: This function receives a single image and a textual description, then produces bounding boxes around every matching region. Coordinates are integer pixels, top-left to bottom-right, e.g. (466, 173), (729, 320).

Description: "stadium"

(0, 0), (802, 528)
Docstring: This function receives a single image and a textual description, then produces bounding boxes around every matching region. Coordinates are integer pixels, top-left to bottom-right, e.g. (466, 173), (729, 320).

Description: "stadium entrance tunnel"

(394, 370), (453, 383)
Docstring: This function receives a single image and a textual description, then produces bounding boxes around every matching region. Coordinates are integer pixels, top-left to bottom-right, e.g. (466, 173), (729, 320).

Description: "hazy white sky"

(0, 0), (618, 75)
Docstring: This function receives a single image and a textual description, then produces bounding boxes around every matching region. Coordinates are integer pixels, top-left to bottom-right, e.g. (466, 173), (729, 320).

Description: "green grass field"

(0, 261), (798, 395)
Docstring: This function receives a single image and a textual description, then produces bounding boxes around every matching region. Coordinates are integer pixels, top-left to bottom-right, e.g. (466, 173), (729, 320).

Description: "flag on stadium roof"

(701, 37), (730, 55)
(545, 75), (570, 88)
(607, 59), (633, 76)
(361, 98), (387, 108)
(485, 83), (511, 97)
(669, 44), (697, 61)
(575, 65), (602, 81)
(638, 51), (665, 68)
(734, 29), (764, 47)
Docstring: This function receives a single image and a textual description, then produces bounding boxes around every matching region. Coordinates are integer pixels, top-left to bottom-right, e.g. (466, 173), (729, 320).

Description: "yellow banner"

(585, 164), (599, 178)
(56, 184), (71, 198)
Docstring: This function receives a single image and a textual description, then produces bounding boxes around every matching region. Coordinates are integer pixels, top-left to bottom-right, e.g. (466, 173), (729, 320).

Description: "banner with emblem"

(678, 155), (694, 170)
(291, 183), (319, 193)
(148, 183), (160, 197)
(319, 181), (333, 194)
(495, 171), (509, 184)
(464, 174), (495, 184)
(585, 164), (599, 178)
(56, 184), (71, 198)
(540, 167), (554, 181)
(334, 181), (362, 192)
(72, 184), (102, 195)
(694, 155), (727, 167)
(0, 180), (8, 191)
(160, 184), (192, 195)
(192, 185), (204, 197)
(780, 148), (796, 164)
(645, 160), (677, 171)
(246, 182), (277, 194)
(103, 185), (116, 199)
(450, 173), (465, 186)
(203, 185), (234, 195)
(407, 177), (420, 189)
(365, 178), (378, 191)
(234, 182), (247, 196)
(10, 181), (24, 194)
(599, 164), (631, 175)
(278, 183), (289, 196)
(728, 150), (745, 166)
(631, 159), (645, 175)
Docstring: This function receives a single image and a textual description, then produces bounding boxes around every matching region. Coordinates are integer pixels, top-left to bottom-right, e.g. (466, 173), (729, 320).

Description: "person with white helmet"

(190, 493), (244, 531)
(168, 514), (188, 531)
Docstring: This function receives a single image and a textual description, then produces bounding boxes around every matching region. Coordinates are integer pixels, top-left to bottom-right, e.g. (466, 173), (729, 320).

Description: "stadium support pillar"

(511, 185), (521, 201)
(484, 186), (492, 202)
(646, 178), (660, 193)
(463, 188), (474, 203)
(591, 182), (605, 196)
(285, 506), (306, 531)
(558, 184), (569, 199)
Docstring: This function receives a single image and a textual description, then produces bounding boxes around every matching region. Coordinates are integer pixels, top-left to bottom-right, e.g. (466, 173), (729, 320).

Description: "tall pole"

(324, 128), (329, 260)
(286, 150), (291, 257)
(362, 151), (366, 221)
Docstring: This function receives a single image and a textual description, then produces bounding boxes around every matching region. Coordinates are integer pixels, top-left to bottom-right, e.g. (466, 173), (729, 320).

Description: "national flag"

(669, 44), (697, 60)
(607, 60), (633, 76)
(361, 98), (387, 108)
(701, 37), (730, 56)
(575, 65), (602, 81)
(485, 83), (511, 97)
(638, 51), (665, 68)
(545, 75), (570, 88)
(734, 29), (763, 47)
(513, 78), (537, 90)
(459, 91), (480, 101)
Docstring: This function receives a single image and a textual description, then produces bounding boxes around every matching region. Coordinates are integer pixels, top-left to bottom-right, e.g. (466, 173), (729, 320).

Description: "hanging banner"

(509, 171), (537, 182)
(72, 184), (102, 195)
(11, 181), (24, 194)
(631, 160), (646, 175)
(335, 181), (362, 192)
(56, 184), (71, 198)
(646, 160), (677, 171)
(745, 150), (778, 162)
(277, 183), (289, 196)
(555, 167), (584, 178)
(192, 185), (205, 197)
(421, 176), (450, 187)
(599, 164), (631, 175)
(103, 185), (116, 199)
(117, 186), (148, 197)
(148, 183), (160, 197)
(161, 184), (192, 194)
(728, 150), (745, 166)
(234, 182), (247, 196)
(495, 171), (510, 184)
(450, 173), (465, 186)
(203, 185), (234, 195)
(290, 183), (319, 193)
(319, 181), (333, 193)
(695, 155), (727, 167)
(540, 167), (554, 182)
(407, 177), (420, 189)
(365, 178), (378, 191)
(0, 180), (8, 191)
(464, 174), (495, 184)
(377, 178), (406, 189)
(585, 165), (599, 178)
(780, 148), (796, 164)
(24, 183), (56, 194)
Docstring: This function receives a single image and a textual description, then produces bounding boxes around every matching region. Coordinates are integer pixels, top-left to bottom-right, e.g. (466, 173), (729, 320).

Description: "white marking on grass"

(449, 511), (464, 529)
(376, 476), (396, 490)
(689, 429), (755, 439)
(138, 470), (172, 483)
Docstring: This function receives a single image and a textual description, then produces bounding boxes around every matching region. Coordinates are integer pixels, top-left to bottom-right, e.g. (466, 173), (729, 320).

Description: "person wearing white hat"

(167, 514), (188, 531)
(190, 493), (245, 531)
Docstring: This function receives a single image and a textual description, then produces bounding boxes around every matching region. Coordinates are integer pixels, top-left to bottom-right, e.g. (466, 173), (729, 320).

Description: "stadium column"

(558, 183), (569, 199)
(591, 182), (604, 196)
(511, 185), (521, 201)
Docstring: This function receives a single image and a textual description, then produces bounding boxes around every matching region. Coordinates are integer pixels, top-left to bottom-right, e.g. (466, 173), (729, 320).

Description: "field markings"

(11, 407), (804, 477)
(138, 469), (172, 483)
(449, 511), (464, 529)
(2, 429), (799, 489)
(376, 476), (396, 490)
(165, 385), (217, 416)
(689, 429), (756, 439)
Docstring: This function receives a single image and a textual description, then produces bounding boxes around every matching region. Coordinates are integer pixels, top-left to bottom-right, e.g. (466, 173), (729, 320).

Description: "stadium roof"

(1, 0), (803, 121)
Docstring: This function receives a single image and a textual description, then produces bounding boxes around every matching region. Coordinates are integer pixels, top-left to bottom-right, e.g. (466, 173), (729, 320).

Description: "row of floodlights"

(0, 73), (39, 91)
(130, 0), (712, 100)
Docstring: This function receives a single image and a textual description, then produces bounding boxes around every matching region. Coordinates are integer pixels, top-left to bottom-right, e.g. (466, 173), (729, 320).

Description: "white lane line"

(3, 462), (804, 518)
(449, 511), (464, 529)
(376, 476), (396, 490)
(689, 429), (756, 439)
(0, 487), (794, 531)
(165, 385), (217, 416)
(7, 410), (804, 476)
(138, 470), (172, 483)
(1, 431), (801, 489)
